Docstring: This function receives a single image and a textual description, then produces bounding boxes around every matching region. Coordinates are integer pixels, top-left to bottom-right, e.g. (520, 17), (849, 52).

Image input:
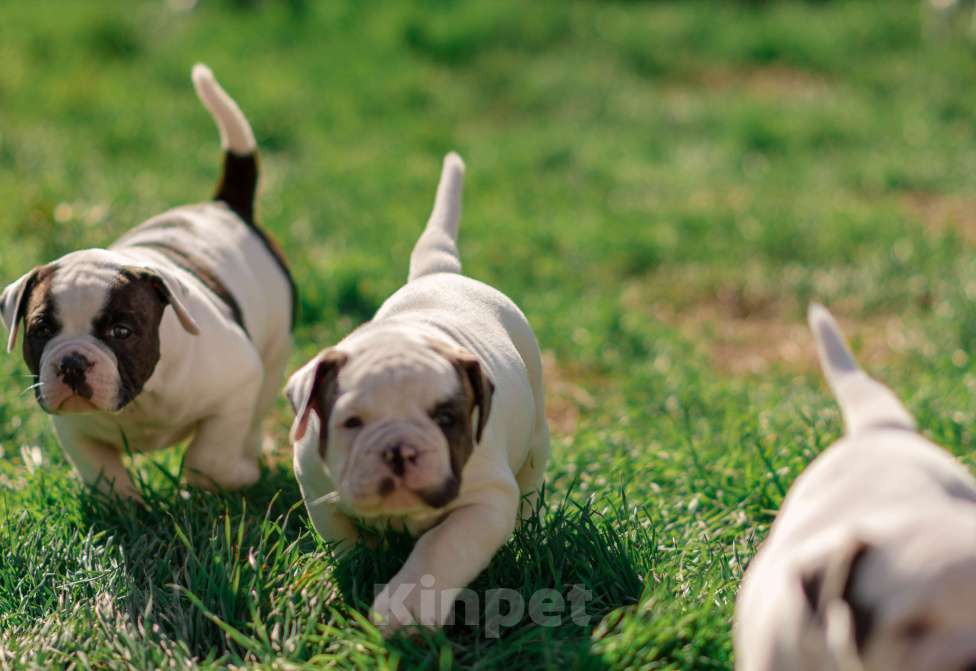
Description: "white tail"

(408, 152), (465, 281)
(808, 303), (915, 436)
(192, 63), (256, 155)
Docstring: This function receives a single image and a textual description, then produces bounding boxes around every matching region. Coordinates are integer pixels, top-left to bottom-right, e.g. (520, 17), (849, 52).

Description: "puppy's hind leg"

(243, 335), (292, 460)
(184, 360), (263, 491)
(515, 418), (550, 521)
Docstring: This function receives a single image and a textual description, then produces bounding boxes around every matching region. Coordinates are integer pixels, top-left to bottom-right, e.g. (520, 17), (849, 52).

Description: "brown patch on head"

(288, 349), (348, 458)
(428, 341), (495, 481)
(20, 265), (61, 381)
(900, 191), (976, 244)
(92, 268), (171, 409)
(428, 390), (475, 484)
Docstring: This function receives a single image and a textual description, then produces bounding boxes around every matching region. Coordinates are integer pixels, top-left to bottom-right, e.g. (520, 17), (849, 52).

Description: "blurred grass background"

(3, 1), (976, 668)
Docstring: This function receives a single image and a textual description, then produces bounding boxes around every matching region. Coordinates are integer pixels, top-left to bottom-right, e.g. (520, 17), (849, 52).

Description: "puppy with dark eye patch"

(734, 305), (976, 671)
(285, 153), (550, 633)
(0, 65), (294, 498)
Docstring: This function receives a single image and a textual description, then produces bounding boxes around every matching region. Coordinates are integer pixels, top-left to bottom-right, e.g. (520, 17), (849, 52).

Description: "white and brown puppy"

(286, 152), (549, 632)
(734, 305), (976, 671)
(0, 65), (294, 498)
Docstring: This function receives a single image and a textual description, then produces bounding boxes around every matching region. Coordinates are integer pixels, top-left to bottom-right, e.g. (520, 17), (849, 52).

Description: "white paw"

(370, 575), (442, 636)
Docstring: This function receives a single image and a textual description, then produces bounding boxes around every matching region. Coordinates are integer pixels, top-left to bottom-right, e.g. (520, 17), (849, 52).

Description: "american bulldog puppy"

(286, 152), (550, 632)
(734, 304), (976, 671)
(0, 64), (294, 498)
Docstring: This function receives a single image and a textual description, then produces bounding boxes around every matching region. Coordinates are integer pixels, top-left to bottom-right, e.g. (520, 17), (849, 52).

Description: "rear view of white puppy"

(286, 152), (549, 632)
(735, 305), (976, 671)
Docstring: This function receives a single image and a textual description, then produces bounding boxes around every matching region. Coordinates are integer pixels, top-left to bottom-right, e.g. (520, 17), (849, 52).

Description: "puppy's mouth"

(345, 476), (461, 516)
(54, 394), (100, 414)
(415, 476), (460, 508)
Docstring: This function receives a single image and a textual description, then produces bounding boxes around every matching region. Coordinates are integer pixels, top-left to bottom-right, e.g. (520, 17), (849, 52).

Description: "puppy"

(286, 153), (550, 631)
(0, 65), (294, 498)
(734, 305), (976, 671)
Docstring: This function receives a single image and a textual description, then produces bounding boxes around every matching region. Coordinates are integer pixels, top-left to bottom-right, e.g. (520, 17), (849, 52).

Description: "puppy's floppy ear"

(800, 538), (875, 653)
(286, 348), (348, 447)
(457, 351), (494, 443)
(1, 268), (39, 353)
(127, 266), (200, 335)
(429, 340), (495, 443)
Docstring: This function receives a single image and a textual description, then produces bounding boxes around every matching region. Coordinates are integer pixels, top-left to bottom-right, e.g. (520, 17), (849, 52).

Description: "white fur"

(408, 152), (465, 280)
(192, 63), (256, 154)
(0, 67), (290, 498)
(734, 304), (976, 671)
(287, 152), (550, 632)
(20, 204), (291, 498)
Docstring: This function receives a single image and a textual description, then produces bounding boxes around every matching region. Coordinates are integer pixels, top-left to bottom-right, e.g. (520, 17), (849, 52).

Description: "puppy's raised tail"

(192, 63), (258, 224)
(408, 152), (465, 282)
(808, 303), (915, 436)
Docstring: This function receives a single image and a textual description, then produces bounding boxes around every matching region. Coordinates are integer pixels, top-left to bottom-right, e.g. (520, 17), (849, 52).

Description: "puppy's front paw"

(370, 576), (440, 636)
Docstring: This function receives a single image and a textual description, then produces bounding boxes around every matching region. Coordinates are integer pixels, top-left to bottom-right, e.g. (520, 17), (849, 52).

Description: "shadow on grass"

(74, 457), (314, 661)
(329, 487), (648, 668)
(68, 462), (646, 668)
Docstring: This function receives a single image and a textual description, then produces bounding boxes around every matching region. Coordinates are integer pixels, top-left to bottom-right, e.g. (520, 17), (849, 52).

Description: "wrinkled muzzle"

(37, 338), (121, 413)
(339, 419), (457, 513)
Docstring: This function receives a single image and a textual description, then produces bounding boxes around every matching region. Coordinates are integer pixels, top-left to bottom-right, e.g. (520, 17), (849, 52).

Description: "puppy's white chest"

(55, 388), (198, 454)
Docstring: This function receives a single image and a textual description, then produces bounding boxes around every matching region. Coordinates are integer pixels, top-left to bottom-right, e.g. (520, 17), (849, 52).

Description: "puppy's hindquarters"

(808, 303), (915, 436)
(193, 63), (295, 443)
(499, 305), (550, 518)
(408, 153), (465, 281)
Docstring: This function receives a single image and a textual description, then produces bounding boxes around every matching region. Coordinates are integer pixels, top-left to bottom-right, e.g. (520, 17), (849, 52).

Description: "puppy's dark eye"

(30, 318), (55, 339)
(342, 416), (363, 430)
(899, 618), (931, 641)
(109, 324), (133, 340)
(433, 409), (458, 428)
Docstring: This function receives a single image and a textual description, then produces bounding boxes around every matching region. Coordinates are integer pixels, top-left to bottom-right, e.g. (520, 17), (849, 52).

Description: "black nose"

(381, 443), (417, 477)
(964, 663), (976, 671)
(59, 353), (92, 396)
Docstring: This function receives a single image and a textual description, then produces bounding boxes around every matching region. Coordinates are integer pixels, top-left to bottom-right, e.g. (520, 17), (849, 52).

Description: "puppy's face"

(0, 250), (199, 414)
(804, 518), (976, 671)
(287, 334), (493, 517)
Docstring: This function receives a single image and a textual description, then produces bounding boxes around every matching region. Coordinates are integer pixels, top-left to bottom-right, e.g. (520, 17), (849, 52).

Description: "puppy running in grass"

(734, 304), (976, 671)
(0, 65), (294, 498)
(286, 153), (550, 632)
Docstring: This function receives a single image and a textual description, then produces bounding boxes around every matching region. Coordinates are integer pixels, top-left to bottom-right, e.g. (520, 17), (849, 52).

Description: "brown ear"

(1, 267), (40, 353)
(429, 340), (495, 443)
(458, 353), (494, 443)
(800, 539), (875, 651)
(286, 349), (347, 452)
(124, 266), (200, 335)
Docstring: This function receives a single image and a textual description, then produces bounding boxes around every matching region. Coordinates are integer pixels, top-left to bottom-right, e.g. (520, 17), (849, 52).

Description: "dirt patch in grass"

(634, 284), (923, 377)
(543, 351), (598, 436)
(699, 65), (830, 100)
(900, 191), (976, 243)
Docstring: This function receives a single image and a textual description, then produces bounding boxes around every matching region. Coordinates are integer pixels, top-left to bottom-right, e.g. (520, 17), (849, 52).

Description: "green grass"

(3, 0), (976, 668)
